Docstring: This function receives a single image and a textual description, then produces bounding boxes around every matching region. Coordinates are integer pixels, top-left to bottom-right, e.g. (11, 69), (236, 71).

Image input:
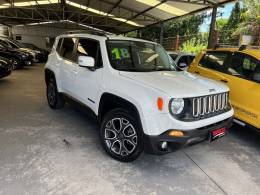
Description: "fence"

(156, 33), (259, 51)
(155, 34), (207, 51)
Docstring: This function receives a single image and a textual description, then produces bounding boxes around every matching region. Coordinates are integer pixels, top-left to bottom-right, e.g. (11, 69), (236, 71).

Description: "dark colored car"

(0, 56), (12, 79)
(21, 43), (49, 62)
(0, 44), (32, 69)
(0, 37), (36, 63)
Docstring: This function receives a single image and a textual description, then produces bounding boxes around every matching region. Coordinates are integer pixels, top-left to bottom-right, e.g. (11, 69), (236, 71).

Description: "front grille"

(192, 93), (228, 118)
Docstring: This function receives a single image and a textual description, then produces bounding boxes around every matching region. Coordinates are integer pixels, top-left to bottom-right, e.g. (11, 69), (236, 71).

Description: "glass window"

(56, 38), (63, 55)
(60, 38), (76, 62)
(107, 40), (176, 72)
(169, 53), (178, 61)
(76, 38), (103, 68)
(178, 56), (189, 65)
(228, 53), (260, 79)
(199, 51), (229, 73)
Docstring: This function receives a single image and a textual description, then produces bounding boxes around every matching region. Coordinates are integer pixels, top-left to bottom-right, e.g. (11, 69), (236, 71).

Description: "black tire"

(46, 77), (65, 109)
(100, 108), (143, 162)
(11, 58), (19, 70)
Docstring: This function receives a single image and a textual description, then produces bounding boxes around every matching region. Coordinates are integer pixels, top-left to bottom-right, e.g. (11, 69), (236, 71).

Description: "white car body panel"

(45, 34), (234, 136)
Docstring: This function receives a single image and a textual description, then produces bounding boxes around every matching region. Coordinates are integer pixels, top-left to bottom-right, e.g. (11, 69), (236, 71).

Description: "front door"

(71, 38), (103, 111)
(224, 52), (260, 128)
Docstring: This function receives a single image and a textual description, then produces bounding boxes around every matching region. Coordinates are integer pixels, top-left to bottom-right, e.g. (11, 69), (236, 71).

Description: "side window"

(75, 38), (103, 68)
(169, 54), (178, 61)
(228, 53), (260, 79)
(60, 38), (76, 62)
(199, 52), (230, 73)
(56, 38), (63, 55)
(178, 56), (189, 65)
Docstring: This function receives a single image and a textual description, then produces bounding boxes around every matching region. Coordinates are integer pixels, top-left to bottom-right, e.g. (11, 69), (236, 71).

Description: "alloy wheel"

(104, 117), (138, 157)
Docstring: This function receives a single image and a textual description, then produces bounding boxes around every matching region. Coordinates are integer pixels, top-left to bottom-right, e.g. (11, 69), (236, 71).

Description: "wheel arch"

(44, 68), (55, 84)
(98, 93), (144, 134)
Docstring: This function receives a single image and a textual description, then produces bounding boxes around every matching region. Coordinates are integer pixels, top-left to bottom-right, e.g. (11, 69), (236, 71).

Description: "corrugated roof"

(0, 0), (234, 33)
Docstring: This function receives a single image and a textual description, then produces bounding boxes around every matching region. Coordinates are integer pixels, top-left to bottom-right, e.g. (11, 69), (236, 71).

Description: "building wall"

(11, 25), (68, 50)
(0, 25), (10, 37)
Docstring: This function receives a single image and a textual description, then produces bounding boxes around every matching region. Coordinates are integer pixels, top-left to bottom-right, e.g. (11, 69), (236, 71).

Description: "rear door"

(58, 37), (77, 94)
(224, 52), (260, 128)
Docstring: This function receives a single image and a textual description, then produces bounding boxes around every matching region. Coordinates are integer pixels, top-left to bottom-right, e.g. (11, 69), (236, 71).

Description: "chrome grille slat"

(192, 92), (228, 118)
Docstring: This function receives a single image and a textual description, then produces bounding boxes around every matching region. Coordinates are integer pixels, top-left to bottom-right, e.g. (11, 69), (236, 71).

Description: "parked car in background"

(0, 44), (32, 69)
(0, 56), (12, 79)
(0, 37), (37, 63)
(21, 43), (49, 62)
(167, 51), (195, 71)
(188, 46), (260, 132)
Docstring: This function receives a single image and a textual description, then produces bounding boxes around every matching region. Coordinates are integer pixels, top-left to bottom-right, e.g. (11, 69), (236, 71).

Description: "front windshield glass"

(107, 40), (176, 72)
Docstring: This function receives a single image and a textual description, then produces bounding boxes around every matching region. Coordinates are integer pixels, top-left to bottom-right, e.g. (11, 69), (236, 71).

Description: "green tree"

(134, 13), (207, 41)
(218, 2), (241, 45)
(234, 0), (260, 45)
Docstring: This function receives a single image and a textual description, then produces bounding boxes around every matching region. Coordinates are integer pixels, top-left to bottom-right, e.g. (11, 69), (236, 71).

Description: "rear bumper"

(142, 117), (233, 155)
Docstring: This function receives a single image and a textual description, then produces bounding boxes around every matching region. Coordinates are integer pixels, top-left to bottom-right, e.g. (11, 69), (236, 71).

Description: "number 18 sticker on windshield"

(111, 48), (130, 60)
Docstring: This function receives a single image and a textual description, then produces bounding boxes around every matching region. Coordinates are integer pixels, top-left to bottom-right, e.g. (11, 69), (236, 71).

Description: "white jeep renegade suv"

(45, 31), (234, 162)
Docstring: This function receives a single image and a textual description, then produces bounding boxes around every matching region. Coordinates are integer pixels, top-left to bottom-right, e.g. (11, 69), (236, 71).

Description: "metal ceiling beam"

(122, 0), (235, 34)
(166, 0), (214, 6)
(99, 0), (161, 21)
(95, 0), (123, 25)
(116, 0), (167, 28)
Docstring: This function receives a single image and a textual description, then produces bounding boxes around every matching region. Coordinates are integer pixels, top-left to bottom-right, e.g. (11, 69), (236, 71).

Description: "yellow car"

(188, 47), (260, 131)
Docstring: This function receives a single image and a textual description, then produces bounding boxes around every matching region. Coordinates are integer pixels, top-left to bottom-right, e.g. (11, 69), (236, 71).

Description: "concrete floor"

(0, 64), (260, 195)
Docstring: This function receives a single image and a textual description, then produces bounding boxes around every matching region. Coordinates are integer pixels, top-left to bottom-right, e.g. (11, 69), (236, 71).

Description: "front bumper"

(143, 117), (233, 154)
(24, 60), (32, 66)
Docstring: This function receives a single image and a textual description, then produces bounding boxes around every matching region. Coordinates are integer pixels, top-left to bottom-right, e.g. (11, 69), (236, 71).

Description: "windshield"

(107, 40), (176, 72)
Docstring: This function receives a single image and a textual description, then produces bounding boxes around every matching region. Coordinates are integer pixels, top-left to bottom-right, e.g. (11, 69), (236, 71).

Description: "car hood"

(7, 48), (27, 55)
(19, 47), (39, 53)
(119, 71), (229, 98)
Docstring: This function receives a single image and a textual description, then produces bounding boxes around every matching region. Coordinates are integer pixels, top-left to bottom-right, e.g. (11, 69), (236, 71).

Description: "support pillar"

(159, 22), (164, 45)
(208, 6), (218, 49)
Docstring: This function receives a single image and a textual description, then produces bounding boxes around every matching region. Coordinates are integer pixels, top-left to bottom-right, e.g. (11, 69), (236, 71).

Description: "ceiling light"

(135, 0), (187, 16)
(66, 1), (143, 27)
(0, 0), (59, 9)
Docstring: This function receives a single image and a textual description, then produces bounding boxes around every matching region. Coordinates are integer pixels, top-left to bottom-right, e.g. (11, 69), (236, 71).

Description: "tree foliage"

(130, 14), (207, 41)
(234, 0), (260, 44)
(217, 2), (241, 45)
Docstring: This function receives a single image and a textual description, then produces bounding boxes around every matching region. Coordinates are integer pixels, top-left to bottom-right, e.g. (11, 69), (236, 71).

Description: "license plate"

(26, 61), (32, 65)
(209, 127), (226, 142)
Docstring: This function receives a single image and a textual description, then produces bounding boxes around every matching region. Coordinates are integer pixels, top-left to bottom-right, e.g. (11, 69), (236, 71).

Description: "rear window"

(56, 38), (63, 55)
(60, 38), (76, 62)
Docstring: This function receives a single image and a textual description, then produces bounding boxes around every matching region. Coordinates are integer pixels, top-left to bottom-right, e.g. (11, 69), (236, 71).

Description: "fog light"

(160, 141), (168, 150)
(169, 130), (184, 137)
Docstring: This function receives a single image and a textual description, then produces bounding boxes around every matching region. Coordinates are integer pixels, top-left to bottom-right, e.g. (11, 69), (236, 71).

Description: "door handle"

(195, 71), (200, 74)
(220, 79), (228, 83)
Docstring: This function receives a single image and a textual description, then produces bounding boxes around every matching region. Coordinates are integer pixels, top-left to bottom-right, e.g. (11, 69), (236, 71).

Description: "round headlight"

(169, 98), (184, 115)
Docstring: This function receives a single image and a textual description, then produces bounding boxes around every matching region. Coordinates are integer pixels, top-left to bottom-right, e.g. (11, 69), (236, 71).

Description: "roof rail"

(62, 30), (113, 38)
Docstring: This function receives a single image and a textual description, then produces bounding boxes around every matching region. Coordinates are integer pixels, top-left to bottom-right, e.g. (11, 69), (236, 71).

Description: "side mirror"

(77, 56), (95, 68)
(252, 73), (260, 83)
